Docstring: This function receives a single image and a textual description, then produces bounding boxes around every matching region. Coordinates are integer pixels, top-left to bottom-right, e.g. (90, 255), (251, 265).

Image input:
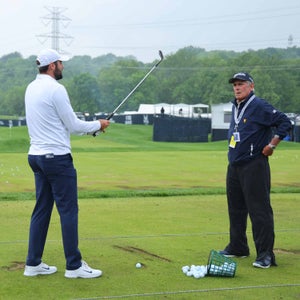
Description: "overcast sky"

(1, 0), (299, 62)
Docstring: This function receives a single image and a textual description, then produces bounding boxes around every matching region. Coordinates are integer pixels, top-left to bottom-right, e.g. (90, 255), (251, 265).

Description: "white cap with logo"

(36, 49), (69, 67)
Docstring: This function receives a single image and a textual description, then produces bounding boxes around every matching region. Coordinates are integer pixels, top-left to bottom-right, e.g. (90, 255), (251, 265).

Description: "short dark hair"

(36, 60), (49, 73)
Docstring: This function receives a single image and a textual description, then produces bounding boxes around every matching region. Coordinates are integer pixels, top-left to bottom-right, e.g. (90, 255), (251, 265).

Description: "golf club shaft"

(93, 50), (164, 136)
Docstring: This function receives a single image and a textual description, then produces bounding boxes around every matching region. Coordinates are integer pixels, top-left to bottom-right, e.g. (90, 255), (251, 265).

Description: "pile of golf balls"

(182, 264), (207, 279)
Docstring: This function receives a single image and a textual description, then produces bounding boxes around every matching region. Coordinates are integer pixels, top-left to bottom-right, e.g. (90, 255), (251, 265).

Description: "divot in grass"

(113, 245), (172, 262)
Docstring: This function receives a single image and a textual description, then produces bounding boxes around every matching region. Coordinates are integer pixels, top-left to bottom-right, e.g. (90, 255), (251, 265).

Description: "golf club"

(93, 50), (164, 136)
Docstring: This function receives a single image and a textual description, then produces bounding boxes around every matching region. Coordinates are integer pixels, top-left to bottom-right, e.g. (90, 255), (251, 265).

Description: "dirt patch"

(274, 248), (300, 255)
(113, 245), (172, 262)
(1, 261), (25, 271)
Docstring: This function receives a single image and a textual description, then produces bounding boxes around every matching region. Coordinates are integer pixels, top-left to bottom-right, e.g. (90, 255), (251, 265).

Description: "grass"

(0, 195), (299, 299)
(0, 125), (299, 198)
(0, 124), (299, 299)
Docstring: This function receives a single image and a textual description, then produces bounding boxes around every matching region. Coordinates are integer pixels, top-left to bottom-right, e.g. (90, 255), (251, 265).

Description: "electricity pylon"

(37, 6), (73, 54)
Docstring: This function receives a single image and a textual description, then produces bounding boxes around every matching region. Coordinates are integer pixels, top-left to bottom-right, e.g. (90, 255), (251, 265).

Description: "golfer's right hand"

(262, 145), (274, 156)
(99, 119), (110, 132)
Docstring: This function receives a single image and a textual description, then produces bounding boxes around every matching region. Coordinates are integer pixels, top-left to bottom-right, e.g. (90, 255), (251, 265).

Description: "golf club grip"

(106, 113), (114, 120)
(92, 113), (114, 137)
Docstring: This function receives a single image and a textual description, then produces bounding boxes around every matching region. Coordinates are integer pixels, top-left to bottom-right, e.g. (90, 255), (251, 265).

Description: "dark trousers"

(226, 154), (275, 260)
(26, 154), (82, 270)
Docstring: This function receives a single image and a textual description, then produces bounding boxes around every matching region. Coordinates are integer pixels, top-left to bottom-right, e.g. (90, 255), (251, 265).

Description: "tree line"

(0, 46), (299, 117)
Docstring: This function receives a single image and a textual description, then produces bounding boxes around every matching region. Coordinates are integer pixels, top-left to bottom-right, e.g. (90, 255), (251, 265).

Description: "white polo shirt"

(25, 74), (101, 155)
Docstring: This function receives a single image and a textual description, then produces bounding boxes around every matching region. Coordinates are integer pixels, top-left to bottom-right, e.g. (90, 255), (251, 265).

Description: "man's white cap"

(36, 49), (69, 67)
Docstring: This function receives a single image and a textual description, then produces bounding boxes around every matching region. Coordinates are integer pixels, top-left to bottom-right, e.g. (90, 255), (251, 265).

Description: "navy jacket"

(228, 92), (292, 165)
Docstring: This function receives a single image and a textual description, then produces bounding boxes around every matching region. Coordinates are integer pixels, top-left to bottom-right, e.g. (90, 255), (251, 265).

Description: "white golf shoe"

(65, 260), (102, 279)
(24, 262), (57, 276)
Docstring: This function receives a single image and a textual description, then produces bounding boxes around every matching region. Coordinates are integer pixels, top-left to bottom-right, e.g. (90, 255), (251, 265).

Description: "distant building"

(125, 103), (211, 119)
(211, 103), (232, 141)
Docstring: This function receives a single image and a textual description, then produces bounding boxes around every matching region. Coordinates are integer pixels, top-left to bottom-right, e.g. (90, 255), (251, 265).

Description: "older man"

(219, 72), (291, 268)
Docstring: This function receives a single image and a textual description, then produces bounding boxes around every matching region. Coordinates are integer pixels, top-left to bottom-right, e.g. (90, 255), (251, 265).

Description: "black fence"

(211, 129), (228, 142)
(294, 125), (300, 142)
(153, 115), (211, 142)
(0, 119), (26, 127)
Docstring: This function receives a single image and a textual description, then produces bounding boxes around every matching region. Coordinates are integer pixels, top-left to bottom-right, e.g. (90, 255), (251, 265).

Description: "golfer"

(24, 49), (109, 278)
(219, 72), (291, 268)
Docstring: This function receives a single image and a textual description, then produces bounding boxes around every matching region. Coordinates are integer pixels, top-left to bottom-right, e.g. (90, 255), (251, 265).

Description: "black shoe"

(253, 255), (277, 269)
(219, 249), (249, 258)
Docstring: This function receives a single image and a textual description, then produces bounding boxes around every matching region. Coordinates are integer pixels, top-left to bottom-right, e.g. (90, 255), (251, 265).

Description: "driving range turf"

(0, 125), (299, 299)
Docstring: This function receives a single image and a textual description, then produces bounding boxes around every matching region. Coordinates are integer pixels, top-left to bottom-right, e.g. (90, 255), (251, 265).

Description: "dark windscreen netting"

(153, 115), (211, 142)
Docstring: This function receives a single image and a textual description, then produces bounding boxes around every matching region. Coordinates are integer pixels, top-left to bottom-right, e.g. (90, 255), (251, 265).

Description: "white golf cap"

(36, 49), (69, 67)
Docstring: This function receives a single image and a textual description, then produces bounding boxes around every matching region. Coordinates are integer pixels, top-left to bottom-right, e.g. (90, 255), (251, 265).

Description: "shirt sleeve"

(259, 101), (292, 139)
(52, 84), (101, 135)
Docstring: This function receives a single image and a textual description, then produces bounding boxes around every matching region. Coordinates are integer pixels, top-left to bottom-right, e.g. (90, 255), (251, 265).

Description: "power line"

(74, 6), (300, 30)
(36, 6), (73, 54)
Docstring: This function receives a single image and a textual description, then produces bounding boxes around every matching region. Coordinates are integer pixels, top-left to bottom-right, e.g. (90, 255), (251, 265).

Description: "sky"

(0, 0), (300, 63)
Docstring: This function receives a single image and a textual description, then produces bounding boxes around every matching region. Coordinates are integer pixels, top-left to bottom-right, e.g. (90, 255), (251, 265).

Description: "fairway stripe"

(72, 284), (300, 299)
(0, 228), (299, 244)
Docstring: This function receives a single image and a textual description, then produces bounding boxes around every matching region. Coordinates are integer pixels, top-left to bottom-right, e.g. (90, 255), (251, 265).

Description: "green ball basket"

(207, 250), (237, 277)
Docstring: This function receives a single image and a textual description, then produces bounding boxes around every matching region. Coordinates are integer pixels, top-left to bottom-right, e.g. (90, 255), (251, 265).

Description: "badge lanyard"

(229, 95), (255, 148)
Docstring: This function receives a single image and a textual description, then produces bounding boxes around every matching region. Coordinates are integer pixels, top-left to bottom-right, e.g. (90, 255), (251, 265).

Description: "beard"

(54, 68), (63, 80)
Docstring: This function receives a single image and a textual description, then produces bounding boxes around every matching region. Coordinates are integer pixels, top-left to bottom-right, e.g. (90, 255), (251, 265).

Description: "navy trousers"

(226, 154), (275, 261)
(26, 153), (82, 270)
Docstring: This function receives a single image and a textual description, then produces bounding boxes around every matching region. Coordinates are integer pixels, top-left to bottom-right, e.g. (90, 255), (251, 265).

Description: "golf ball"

(135, 262), (142, 268)
(193, 272), (205, 279)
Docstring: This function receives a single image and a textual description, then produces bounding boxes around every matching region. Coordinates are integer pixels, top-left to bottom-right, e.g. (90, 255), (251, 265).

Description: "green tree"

(98, 59), (149, 112)
(67, 73), (101, 113)
(0, 47), (299, 117)
(1, 86), (26, 115)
